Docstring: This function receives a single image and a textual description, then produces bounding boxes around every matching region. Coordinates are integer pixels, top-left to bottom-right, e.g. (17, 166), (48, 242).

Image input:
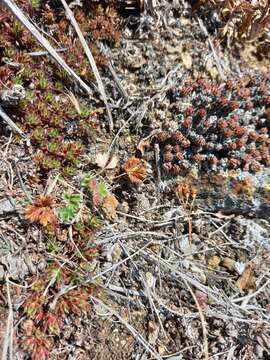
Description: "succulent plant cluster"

(0, 0), (121, 89)
(157, 74), (270, 175)
(0, 0), (122, 176)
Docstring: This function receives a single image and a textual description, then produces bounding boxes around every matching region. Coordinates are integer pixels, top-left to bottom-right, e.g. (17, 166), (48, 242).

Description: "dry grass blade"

(60, 0), (114, 132)
(1, 278), (13, 360)
(0, 106), (26, 138)
(2, 0), (92, 95)
(183, 280), (209, 360)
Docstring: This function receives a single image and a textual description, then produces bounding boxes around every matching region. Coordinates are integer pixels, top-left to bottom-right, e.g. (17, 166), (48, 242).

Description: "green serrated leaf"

(63, 192), (82, 205)
(49, 268), (62, 283)
(81, 174), (92, 189)
(59, 192), (82, 223)
(97, 182), (109, 198)
(59, 206), (75, 223)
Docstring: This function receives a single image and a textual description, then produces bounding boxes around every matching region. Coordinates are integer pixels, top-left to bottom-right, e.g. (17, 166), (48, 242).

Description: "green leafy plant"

(58, 192), (83, 223)
(26, 113), (40, 126)
(82, 175), (109, 206)
(23, 294), (45, 321)
(46, 239), (61, 253)
(30, 0), (40, 9)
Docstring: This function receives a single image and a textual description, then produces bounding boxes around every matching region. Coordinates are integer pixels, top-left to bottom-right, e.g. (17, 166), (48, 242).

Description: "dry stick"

(0, 106), (25, 138)
(1, 278), (13, 360)
(68, 225), (89, 263)
(2, 0), (92, 95)
(28, 48), (67, 57)
(14, 161), (33, 202)
(2, 133), (13, 158)
(60, 0), (114, 132)
(108, 61), (129, 101)
(1, 159), (14, 190)
(90, 296), (163, 360)
(183, 279), (209, 360)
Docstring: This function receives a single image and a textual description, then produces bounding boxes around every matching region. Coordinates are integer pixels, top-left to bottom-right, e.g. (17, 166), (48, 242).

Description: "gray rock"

(1, 84), (25, 106)
(0, 197), (16, 215)
(0, 253), (29, 280)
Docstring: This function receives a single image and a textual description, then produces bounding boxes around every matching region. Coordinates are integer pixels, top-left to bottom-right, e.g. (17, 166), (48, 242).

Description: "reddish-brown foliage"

(25, 196), (56, 227)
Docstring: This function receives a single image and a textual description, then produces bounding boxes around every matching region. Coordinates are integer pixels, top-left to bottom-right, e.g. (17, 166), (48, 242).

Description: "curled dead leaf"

(136, 138), (150, 157)
(135, 130), (159, 157)
(236, 263), (256, 290)
(95, 153), (118, 169)
(181, 51), (193, 69)
(123, 157), (147, 184)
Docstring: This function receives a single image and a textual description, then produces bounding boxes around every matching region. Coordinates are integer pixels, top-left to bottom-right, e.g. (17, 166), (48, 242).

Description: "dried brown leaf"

(221, 257), (236, 271)
(102, 194), (119, 220)
(123, 157), (147, 184)
(236, 263), (256, 290)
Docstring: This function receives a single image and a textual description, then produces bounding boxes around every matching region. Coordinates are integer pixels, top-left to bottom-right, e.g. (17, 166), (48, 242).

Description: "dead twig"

(2, 133), (13, 158)
(14, 161), (32, 202)
(28, 48), (67, 57)
(197, 16), (226, 81)
(119, 240), (167, 337)
(154, 143), (161, 198)
(0, 106), (26, 138)
(108, 61), (129, 101)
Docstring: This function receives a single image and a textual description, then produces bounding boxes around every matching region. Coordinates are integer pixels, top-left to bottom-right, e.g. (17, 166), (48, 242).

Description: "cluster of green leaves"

(81, 174), (109, 206)
(58, 192), (83, 224)
(16, 86), (93, 176)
